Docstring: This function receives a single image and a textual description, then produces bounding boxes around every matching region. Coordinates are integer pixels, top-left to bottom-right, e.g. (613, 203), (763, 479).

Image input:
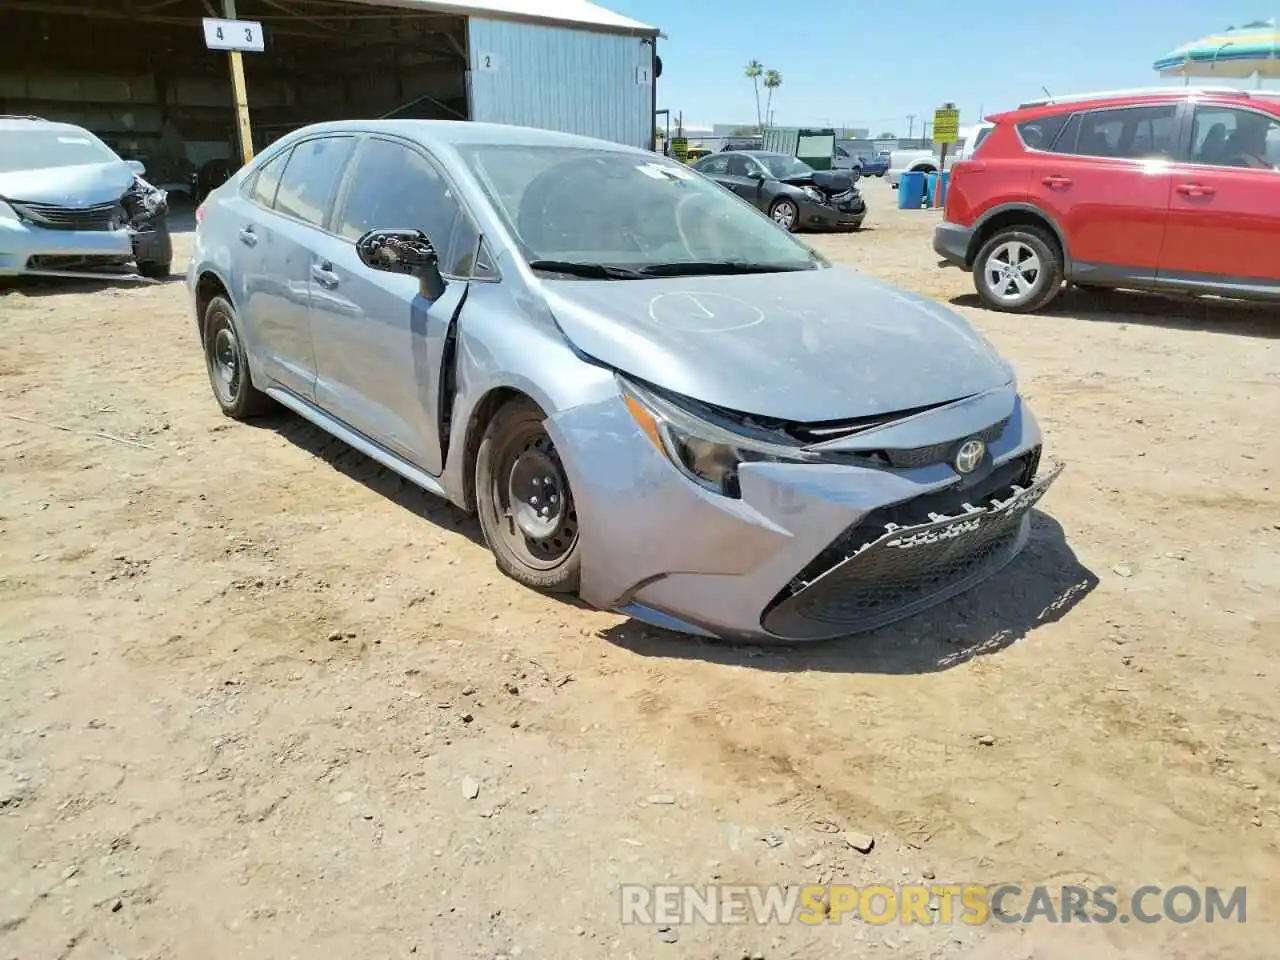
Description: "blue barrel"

(898, 171), (927, 209)
(925, 171), (951, 207)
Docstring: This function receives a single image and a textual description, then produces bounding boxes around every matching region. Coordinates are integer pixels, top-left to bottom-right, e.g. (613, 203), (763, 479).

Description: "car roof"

(0, 117), (90, 134)
(994, 86), (1274, 123)
(271, 119), (655, 156)
(737, 151), (791, 158)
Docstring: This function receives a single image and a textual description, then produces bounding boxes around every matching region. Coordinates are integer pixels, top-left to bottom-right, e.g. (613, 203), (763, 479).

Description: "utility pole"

(223, 0), (254, 165)
(906, 113), (917, 139)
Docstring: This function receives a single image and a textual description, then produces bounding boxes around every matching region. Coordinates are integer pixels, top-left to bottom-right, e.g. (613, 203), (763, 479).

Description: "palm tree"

(763, 70), (782, 128)
(744, 60), (764, 132)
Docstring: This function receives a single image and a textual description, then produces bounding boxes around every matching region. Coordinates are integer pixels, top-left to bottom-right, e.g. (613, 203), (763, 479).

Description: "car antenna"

(1041, 85), (1052, 99)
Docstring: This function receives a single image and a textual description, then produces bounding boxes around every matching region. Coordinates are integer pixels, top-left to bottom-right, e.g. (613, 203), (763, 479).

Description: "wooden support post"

(223, 0), (254, 165)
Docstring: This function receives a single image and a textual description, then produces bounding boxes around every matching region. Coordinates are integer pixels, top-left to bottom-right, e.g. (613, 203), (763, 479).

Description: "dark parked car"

(690, 150), (865, 231)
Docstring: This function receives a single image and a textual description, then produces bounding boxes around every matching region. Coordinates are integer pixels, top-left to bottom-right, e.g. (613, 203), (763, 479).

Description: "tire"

(138, 259), (171, 279)
(972, 226), (1064, 314)
(202, 294), (271, 419)
(769, 198), (800, 233)
(475, 396), (581, 594)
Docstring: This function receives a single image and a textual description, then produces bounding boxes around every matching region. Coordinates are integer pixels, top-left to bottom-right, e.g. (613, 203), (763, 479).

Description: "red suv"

(934, 87), (1280, 313)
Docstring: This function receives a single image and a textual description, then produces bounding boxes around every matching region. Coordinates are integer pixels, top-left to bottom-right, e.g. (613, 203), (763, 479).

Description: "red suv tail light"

(195, 204), (205, 225)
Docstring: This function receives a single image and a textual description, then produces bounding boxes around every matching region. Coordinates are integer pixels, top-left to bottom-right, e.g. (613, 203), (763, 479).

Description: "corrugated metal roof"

(333, 0), (658, 36)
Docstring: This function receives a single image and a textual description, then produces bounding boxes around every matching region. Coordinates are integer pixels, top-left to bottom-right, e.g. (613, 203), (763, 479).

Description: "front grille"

(25, 254), (134, 274)
(762, 449), (1058, 639)
(882, 418), (1008, 469)
(12, 200), (121, 231)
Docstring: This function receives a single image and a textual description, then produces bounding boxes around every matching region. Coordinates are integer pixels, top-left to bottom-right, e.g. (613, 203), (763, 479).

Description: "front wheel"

(475, 396), (581, 594)
(769, 198), (800, 232)
(972, 227), (1064, 314)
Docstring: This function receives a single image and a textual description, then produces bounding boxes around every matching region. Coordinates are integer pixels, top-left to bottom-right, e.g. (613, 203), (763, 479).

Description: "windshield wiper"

(634, 260), (815, 277)
(527, 259), (646, 280)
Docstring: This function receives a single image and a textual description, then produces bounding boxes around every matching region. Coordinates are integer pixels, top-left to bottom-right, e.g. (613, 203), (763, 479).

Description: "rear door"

(1030, 104), (1177, 280)
(1158, 101), (1280, 290)
(241, 135), (357, 398)
(307, 135), (476, 475)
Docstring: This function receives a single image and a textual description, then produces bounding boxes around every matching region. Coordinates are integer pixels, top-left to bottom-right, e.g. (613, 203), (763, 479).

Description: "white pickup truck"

(886, 123), (995, 186)
(886, 149), (938, 188)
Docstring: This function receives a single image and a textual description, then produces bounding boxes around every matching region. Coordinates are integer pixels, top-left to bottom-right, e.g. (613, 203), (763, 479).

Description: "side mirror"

(356, 228), (446, 299)
(126, 159), (146, 176)
(746, 169), (766, 180)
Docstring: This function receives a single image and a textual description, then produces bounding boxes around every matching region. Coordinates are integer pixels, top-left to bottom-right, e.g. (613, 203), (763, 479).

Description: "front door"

(1031, 103), (1176, 281)
(309, 135), (478, 476)
(1159, 102), (1280, 290)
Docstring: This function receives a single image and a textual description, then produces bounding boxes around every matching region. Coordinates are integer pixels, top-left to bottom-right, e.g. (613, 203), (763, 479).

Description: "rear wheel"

(769, 198), (799, 232)
(475, 396), (581, 594)
(972, 227), (1064, 313)
(202, 295), (271, 419)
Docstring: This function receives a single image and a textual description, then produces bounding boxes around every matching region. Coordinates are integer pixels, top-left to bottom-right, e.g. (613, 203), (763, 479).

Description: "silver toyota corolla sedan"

(188, 120), (1062, 642)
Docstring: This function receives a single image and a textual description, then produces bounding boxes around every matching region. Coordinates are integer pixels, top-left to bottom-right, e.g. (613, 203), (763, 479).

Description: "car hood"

(780, 169), (858, 193)
(0, 162), (135, 205)
(540, 267), (1011, 422)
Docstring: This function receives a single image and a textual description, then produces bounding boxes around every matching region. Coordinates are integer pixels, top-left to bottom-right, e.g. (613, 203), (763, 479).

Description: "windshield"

(755, 154), (815, 179)
(458, 144), (825, 274)
(0, 128), (119, 174)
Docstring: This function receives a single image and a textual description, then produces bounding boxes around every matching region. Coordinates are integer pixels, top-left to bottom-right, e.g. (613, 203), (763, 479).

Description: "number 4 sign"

(202, 18), (265, 53)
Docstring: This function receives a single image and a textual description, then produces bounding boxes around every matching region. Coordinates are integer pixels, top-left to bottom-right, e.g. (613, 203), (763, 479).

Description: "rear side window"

(247, 149), (289, 208)
(970, 126), (993, 155)
(1068, 106), (1177, 160)
(1016, 115), (1070, 151)
(274, 136), (356, 228)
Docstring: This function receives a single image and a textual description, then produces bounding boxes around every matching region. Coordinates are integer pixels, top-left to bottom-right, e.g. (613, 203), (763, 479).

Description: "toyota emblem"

(953, 438), (986, 475)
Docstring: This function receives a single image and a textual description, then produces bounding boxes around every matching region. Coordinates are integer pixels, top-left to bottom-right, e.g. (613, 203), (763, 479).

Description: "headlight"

(618, 376), (817, 497)
(801, 186), (824, 203)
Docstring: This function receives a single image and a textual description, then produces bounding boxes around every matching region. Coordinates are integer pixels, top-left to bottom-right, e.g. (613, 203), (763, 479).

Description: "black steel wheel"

(475, 396), (581, 593)
(202, 294), (270, 419)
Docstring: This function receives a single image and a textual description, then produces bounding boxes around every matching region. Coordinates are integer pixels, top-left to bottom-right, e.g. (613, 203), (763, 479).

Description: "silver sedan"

(188, 120), (1061, 641)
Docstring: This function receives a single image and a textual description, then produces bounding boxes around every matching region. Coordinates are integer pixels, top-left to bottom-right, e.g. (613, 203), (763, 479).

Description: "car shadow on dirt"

(245, 410), (486, 546)
(0, 275), (183, 298)
(950, 288), (1280, 339)
(603, 510), (1097, 675)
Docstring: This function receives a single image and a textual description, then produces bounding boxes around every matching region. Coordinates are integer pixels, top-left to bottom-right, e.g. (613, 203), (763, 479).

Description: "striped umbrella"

(1153, 21), (1279, 85)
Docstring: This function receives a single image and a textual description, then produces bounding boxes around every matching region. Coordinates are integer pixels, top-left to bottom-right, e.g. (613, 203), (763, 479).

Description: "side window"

(726, 154), (750, 176)
(834, 146), (849, 159)
(1016, 114), (1070, 152)
(1070, 106), (1176, 160)
(274, 136), (356, 228)
(1190, 106), (1280, 169)
(698, 155), (729, 175)
(1048, 114), (1082, 154)
(334, 137), (478, 277)
(247, 149), (290, 208)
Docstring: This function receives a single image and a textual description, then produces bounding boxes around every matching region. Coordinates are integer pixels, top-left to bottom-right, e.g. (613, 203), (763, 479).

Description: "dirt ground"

(2, 177), (1278, 960)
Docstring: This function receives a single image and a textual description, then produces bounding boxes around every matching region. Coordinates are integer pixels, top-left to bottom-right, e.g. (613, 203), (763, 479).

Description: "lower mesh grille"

(762, 452), (1060, 639)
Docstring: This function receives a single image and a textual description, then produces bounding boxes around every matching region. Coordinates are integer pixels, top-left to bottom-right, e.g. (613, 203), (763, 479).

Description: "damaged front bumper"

(0, 177), (170, 281)
(761, 458), (1064, 638)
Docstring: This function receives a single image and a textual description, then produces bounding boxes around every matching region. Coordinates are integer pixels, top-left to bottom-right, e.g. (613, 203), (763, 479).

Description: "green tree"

(744, 60), (764, 132)
(763, 70), (782, 127)
(878, 131), (897, 139)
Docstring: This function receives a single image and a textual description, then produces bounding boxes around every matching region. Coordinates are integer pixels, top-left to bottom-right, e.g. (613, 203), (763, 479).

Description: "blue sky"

(603, 1), (1275, 132)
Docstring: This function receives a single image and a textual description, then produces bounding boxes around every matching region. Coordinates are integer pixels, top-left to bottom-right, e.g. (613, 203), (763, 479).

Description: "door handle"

(310, 261), (339, 288)
(1041, 175), (1073, 188)
(237, 226), (257, 247)
(1176, 183), (1215, 198)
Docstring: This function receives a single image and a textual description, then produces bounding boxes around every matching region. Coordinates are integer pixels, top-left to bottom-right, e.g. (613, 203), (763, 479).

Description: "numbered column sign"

(202, 18), (265, 53)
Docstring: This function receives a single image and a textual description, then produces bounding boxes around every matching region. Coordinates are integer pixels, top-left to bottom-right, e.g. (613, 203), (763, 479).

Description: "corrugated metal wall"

(467, 18), (652, 149)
